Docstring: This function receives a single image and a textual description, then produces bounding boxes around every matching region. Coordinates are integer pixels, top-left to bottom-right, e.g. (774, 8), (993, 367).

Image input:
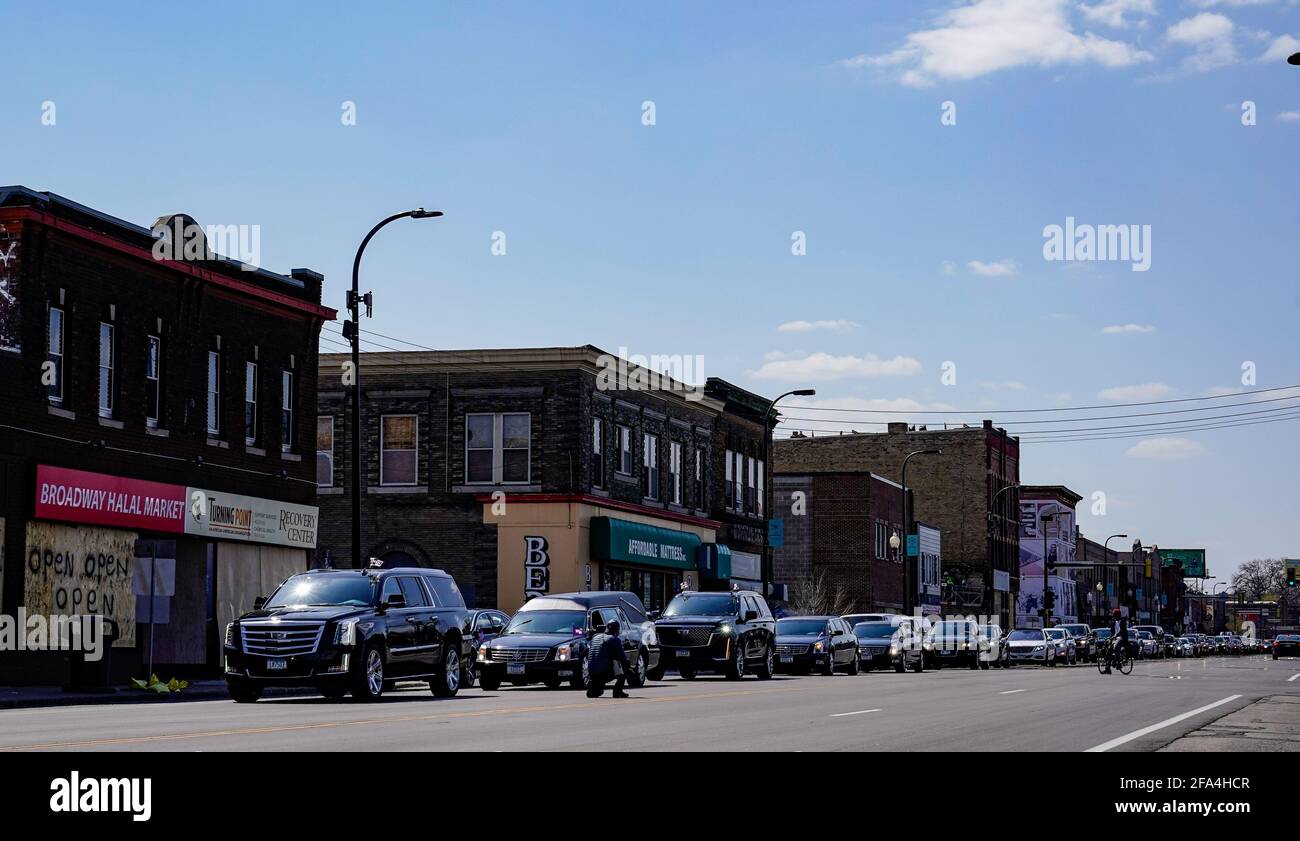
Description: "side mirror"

(253, 596), (267, 610)
(744, 610), (759, 622)
(647, 610), (661, 621)
(383, 593), (406, 609)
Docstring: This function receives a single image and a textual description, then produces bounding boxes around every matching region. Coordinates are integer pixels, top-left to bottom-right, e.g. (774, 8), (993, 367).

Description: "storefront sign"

(524, 536), (551, 598)
(1160, 548), (1206, 578)
(993, 569), (1010, 593)
(34, 466), (318, 549)
(590, 517), (700, 571)
(35, 465), (186, 534)
(767, 518), (784, 549)
(186, 488), (318, 549)
(23, 521), (136, 647)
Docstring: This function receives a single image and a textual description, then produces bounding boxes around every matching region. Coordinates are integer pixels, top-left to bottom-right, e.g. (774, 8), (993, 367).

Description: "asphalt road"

(1, 655), (1296, 752)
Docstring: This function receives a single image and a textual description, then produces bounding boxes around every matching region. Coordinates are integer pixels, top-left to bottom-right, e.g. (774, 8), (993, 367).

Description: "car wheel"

(894, 655), (906, 674)
(645, 665), (665, 682)
(461, 654), (477, 690)
(542, 675), (563, 689)
(848, 651), (861, 675)
(726, 643), (747, 680)
(227, 678), (263, 703)
(911, 653), (924, 673)
(678, 667), (697, 680)
(570, 657), (590, 690)
(480, 671), (502, 691)
(969, 653), (980, 670)
(430, 641), (461, 698)
(821, 654), (836, 676)
(352, 644), (386, 702)
(979, 658), (990, 670)
(316, 683), (348, 700)
(627, 649), (649, 688)
(756, 644), (775, 680)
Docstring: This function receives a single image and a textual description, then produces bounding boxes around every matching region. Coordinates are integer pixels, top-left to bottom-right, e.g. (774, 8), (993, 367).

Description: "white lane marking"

(999, 689), (1026, 695)
(1287, 673), (1299, 683)
(1085, 695), (1243, 753)
(830, 708), (882, 718)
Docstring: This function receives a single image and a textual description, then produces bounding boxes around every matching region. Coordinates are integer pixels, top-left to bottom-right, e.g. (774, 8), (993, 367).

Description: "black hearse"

(475, 591), (659, 691)
(224, 566), (472, 702)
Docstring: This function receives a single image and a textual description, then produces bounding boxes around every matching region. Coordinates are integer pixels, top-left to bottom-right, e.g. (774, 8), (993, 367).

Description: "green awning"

(590, 516), (701, 571)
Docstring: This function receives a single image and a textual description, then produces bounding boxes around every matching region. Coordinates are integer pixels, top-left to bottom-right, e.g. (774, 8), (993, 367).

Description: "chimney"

(887, 422), (908, 434)
(983, 419), (993, 430)
(290, 268), (325, 304)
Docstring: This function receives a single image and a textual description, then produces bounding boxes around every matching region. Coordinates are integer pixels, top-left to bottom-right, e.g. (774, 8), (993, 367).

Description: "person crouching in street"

(586, 620), (631, 698)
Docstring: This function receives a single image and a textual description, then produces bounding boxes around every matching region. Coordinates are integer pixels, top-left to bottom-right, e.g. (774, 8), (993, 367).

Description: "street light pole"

(347, 208), (443, 567)
(900, 448), (942, 616)
(761, 388), (814, 602)
(1103, 533), (1128, 622)
(989, 482), (1020, 628)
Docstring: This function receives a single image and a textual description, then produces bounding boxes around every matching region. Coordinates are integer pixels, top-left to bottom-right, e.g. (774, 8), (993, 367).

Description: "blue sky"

(4, 0), (1298, 582)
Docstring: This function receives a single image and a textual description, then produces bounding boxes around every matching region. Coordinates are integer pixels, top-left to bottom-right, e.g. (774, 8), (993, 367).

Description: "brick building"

(314, 348), (773, 614)
(771, 471), (909, 614)
(772, 420), (1020, 627)
(0, 187), (333, 684)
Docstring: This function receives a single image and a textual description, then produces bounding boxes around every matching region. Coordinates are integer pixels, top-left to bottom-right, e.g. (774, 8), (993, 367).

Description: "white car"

(978, 624), (1009, 668)
(1044, 627), (1077, 664)
(1174, 637), (1195, 657)
(1006, 628), (1055, 666)
(1135, 631), (1159, 658)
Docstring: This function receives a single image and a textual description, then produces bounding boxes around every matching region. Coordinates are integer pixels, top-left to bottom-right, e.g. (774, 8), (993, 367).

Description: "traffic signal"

(1288, 567), (1296, 589)
(1044, 590), (1056, 612)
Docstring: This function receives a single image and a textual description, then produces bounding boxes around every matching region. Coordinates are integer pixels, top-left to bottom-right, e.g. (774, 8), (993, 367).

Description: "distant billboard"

(1161, 548), (1206, 578)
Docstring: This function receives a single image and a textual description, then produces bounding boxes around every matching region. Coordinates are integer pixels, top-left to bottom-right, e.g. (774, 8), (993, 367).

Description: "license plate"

(507, 663), (525, 675)
(267, 658), (287, 671)
(781, 655), (794, 664)
(676, 649), (690, 658)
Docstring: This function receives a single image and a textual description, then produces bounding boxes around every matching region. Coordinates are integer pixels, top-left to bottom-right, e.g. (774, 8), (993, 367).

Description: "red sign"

(35, 465), (187, 533)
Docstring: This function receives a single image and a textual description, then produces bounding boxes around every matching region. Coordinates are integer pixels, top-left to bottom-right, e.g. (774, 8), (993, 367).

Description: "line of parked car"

(219, 565), (1291, 703)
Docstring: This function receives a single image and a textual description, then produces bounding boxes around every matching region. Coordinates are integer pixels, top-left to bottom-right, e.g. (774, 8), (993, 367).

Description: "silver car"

(1006, 628), (1055, 665)
(1174, 637), (1195, 657)
(1044, 627), (1076, 665)
(1135, 631), (1159, 658)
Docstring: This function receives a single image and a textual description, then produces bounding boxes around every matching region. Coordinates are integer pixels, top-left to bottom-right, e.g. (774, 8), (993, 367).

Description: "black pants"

(586, 672), (626, 698)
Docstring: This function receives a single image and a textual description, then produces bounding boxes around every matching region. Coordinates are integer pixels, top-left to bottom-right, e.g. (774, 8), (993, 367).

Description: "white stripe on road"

(830, 708), (882, 718)
(1288, 673), (1299, 683)
(999, 689), (1026, 695)
(1085, 695), (1243, 753)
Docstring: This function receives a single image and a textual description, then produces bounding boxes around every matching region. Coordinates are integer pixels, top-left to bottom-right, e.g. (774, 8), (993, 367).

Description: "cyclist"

(1100, 608), (1129, 674)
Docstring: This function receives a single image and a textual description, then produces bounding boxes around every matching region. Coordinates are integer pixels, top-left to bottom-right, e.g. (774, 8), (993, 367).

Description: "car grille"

(659, 627), (713, 647)
(240, 622), (325, 657)
(776, 644), (809, 656)
(488, 647), (549, 663)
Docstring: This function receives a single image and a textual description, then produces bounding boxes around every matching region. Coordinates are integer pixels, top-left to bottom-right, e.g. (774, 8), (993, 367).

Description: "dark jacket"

(587, 632), (629, 676)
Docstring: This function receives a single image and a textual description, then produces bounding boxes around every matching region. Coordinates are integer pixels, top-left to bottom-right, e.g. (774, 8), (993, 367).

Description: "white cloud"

(774, 395), (962, 435)
(1079, 0), (1157, 28)
(967, 259), (1018, 277)
(1097, 382), (1175, 401)
(1259, 33), (1300, 62)
(1192, 0), (1279, 7)
(1125, 437), (1208, 460)
(841, 0), (1153, 87)
(942, 260), (957, 275)
(751, 352), (923, 381)
(1280, 109), (1300, 122)
(1167, 12), (1239, 71)
(1101, 323), (1157, 334)
(776, 319), (859, 333)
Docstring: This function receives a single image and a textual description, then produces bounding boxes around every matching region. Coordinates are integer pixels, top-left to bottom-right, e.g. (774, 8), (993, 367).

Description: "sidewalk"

(0, 680), (314, 710)
(1159, 695), (1300, 752)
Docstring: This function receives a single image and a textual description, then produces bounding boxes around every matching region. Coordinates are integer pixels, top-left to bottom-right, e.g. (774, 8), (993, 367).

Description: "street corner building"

(0, 187), (335, 685)
(314, 348), (776, 615)
(772, 421), (1020, 628)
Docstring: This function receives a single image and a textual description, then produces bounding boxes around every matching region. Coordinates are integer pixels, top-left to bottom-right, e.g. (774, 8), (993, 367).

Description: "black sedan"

(1274, 634), (1300, 659)
(774, 616), (860, 675)
(852, 622), (896, 671)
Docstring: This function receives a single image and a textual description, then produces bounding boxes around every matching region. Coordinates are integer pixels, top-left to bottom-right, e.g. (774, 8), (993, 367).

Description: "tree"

(785, 570), (854, 617)
(1231, 558), (1285, 601)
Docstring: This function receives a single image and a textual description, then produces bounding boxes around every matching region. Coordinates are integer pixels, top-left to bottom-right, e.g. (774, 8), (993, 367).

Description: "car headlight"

(477, 645), (490, 662)
(890, 644), (900, 654)
(334, 619), (358, 647)
(556, 643), (574, 662)
(224, 623), (235, 647)
(719, 624), (733, 636)
(813, 640), (825, 652)
(923, 642), (933, 650)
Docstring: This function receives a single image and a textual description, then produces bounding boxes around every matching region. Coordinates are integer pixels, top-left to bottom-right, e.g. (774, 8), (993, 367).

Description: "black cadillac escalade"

(224, 566), (472, 703)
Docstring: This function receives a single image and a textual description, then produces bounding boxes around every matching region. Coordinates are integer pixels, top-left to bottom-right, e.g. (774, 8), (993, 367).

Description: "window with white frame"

(281, 369), (294, 452)
(244, 361), (259, 445)
(145, 335), (162, 427)
(724, 449), (734, 509)
(874, 522), (890, 560)
(316, 416), (334, 487)
(206, 350), (221, 435)
(746, 455), (756, 514)
(733, 451), (744, 513)
(97, 321), (114, 417)
(617, 425), (632, 475)
(465, 413), (531, 484)
(757, 458), (765, 517)
(592, 417), (606, 488)
(669, 441), (682, 505)
(47, 307), (64, 405)
(381, 414), (418, 486)
(695, 447), (705, 508)
(643, 432), (660, 500)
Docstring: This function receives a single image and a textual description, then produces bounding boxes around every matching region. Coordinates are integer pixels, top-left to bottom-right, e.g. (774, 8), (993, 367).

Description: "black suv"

(926, 619), (981, 670)
(224, 567), (471, 703)
(653, 589), (776, 680)
(476, 592), (658, 691)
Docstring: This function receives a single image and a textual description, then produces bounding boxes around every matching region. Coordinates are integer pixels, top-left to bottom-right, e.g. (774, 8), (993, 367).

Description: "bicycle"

(1097, 638), (1134, 675)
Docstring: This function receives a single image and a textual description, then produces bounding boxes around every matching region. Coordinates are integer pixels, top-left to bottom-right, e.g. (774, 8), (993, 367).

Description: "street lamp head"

(410, 208), (444, 219)
(889, 531), (901, 550)
(793, 388), (816, 397)
(1289, 51), (1300, 65)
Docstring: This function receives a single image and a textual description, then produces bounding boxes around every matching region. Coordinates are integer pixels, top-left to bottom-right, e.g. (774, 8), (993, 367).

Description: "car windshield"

(1063, 626), (1088, 635)
(778, 619), (828, 635)
(1045, 629), (1064, 639)
(264, 574), (376, 608)
(854, 623), (895, 639)
(663, 594), (738, 617)
(502, 611), (586, 636)
(933, 622), (974, 637)
(1009, 630), (1043, 641)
